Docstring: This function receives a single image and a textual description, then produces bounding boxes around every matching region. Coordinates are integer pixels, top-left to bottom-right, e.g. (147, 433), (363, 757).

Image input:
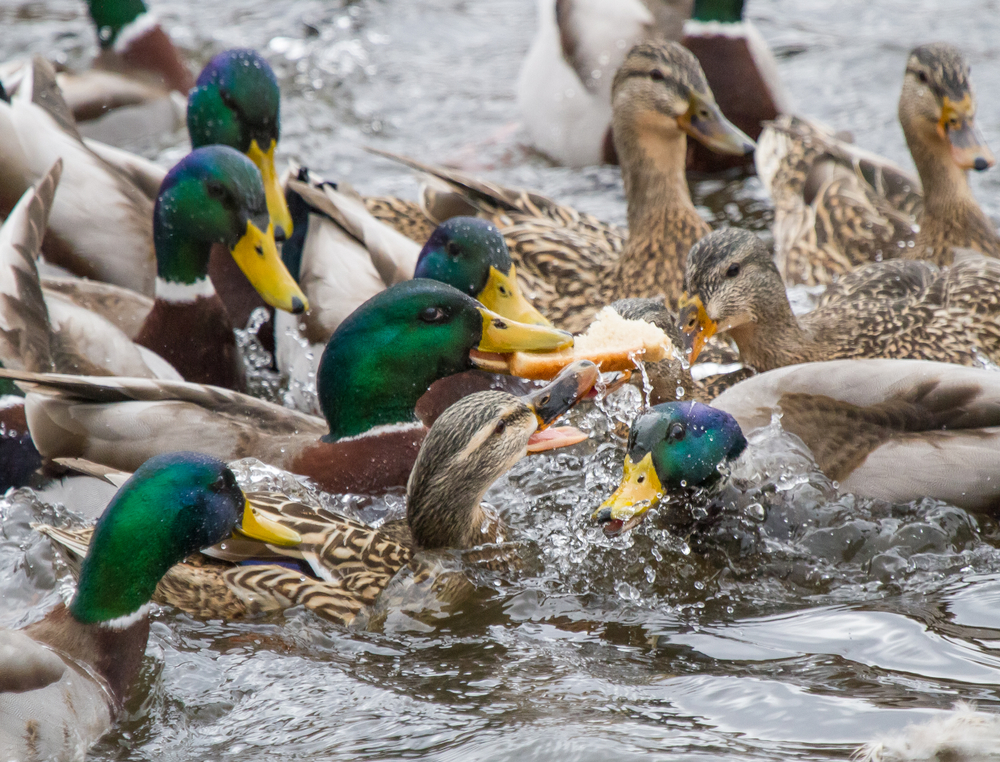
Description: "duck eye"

(493, 419), (507, 436)
(725, 263), (741, 278)
(668, 422), (686, 442)
(210, 474), (228, 492)
(649, 69), (666, 83)
(917, 70), (929, 84)
(445, 240), (462, 257)
(206, 179), (226, 200)
(419, 306), (449, 323)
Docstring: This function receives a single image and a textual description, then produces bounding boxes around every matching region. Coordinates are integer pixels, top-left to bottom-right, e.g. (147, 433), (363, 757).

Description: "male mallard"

(3, 279), (574, 494)
(370, 40), (755, 332)
(517, 0), (786, 169)
(757, 43), (997, 286)
(38, 362), (599, 627)
(596, 360), (1000, 532)
(0, 451), (294, 762)
(54, 0), (194, 142)
(677, 228), (1000, 372)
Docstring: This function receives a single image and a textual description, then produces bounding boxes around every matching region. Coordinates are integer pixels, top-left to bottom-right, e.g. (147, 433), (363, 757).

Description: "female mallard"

(758, 43), (997, 286)
(368, 40), (755, 332)
(38, 362), (599, 627)
(4, 279), (574, 494)
(596, 361), (1000, 532)
(517, 0), (787, 169)
(677, 228), (1000, 372)
(0, 451), (294, 762)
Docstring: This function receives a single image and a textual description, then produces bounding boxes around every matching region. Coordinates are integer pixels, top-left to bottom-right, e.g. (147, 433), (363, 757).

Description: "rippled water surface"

(4, 0), (1000, 759)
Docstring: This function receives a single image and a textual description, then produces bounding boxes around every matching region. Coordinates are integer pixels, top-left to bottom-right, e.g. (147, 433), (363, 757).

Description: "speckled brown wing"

(818, 259), (937, 307)
(363, 196), (437, 245)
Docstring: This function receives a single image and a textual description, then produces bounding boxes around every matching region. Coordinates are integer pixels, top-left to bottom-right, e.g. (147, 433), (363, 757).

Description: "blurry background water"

(4, 0), (1000, 759)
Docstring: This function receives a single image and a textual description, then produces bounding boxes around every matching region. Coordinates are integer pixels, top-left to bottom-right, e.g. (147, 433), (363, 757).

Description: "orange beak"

(676, 292), (717, 365)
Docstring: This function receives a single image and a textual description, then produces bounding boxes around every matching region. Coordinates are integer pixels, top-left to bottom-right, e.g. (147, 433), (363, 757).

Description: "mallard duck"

(757, 43), (998, 286)
(54, 0), (194, 143)
(277, 170), (553, 398)
(0, 450), (294, 762)
(2, 279), (575, 494)
(369, 41), (754, 332)
(677, 228), (1000, 372)
(517, 0), (786, 169)
(595, 359), (1000, 531)
(38, 362), (599, 626)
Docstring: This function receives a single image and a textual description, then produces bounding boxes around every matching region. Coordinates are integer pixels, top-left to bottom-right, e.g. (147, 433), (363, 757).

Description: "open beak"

(477, 264), (553, 327)
(520, 359), (598, 452)
(472, 306), (573, 362)
(230, 219), (308, 314)
(679, 93), (756, 156)
(940, 97), (995, 172)
(591, 451), (663, 532)
(676, 293), (717, 365)
(247, 139), (294, 240)
(236, 500), (302, 547)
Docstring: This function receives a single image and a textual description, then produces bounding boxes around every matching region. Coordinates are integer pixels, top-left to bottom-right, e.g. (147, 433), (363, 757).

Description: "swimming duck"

(0, 451), (294, 762)
(54, 0), (194, 143)
(596, 359), (1000, 529)
(369, 40), (755, 332)
(677, 228), (1000, 372)
(37, 362), (599, 626)
(517, 0), (786, 169)
(3, 279), (574, 494)
(757, 43), (998, 286)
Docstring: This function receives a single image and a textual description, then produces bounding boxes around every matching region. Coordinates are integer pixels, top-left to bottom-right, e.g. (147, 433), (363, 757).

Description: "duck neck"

(319, 361), (429, 443)
(905, 124), (976, 217)
(726, 296), (816, 372)
(153, 220), (215, 298)
(406, 471), (494, 550)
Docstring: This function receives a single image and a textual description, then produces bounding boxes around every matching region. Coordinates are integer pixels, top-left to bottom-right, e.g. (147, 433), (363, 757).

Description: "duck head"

(69, 451), (298, 625)
(153, 145), (306, 313)
(899, 43), (994, 174)
(407, 360), (599, 549)
(415, 217), (552, 327)
(317, 279), (573, 441)
(187, 49), (293, 240)
(592, 401), (747, 534)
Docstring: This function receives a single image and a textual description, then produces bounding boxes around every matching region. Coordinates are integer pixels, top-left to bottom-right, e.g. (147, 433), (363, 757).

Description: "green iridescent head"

(317, 279), (573, 441)
(69, 452), (244, 624)
(153, 146), (305, 312)
(690, 0), (744, 23)
(594, 402), (747, 527)
(87, 0), (148, 49)
(187, 49), (292, 239)
(414, 217), (552, 327)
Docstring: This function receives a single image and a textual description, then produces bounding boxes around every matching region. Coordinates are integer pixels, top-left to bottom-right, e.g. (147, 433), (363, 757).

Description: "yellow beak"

(476, 306), (573, 354)
(246, 139), (294, 240)
(592, 452), (664, 522)
(476, 264), (553, 327)
(676, 292), (717, 365)
(237, 500), (302, 547)
(230, 219), (308, 314)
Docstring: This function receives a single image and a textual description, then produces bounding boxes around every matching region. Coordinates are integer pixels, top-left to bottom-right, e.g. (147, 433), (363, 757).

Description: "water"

(5, 0), (1000, 759)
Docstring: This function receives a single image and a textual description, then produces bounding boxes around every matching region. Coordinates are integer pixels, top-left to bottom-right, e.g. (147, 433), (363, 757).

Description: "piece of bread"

(507, 307), (675, 380)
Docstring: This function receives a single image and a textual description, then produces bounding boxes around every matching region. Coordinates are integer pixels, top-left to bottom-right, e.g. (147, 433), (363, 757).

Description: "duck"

(517, 0), (787, 169)
(757, 43), (998, 286)
(595, 358), (1000, 532)
(369, 40), (755, 332)
(1, 145), (306, 392)
(676, 228), (1000, 373)
(276, 170), (554, 402)
(53, 0), (194, 143)
(1, 279), (576, 495)
(0, 450), (295, 762)
(36, 361), (599, 627)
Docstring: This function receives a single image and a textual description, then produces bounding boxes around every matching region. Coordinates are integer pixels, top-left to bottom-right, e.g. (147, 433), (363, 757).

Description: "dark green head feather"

(187, 49), (280, 153)
(413, 217), (512, 298)
(87, 0), (148, 48)
(628, 402), (747, 490)
(153, 145), (269, 283)
(317, 279), (488, 441)
(690, 0), (744, 24)
(70, 452), (245, 624)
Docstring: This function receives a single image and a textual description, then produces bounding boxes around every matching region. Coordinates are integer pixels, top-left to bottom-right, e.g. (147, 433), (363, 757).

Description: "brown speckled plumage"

(758, 44), (998, 285)
(684, 229), (1000, 373)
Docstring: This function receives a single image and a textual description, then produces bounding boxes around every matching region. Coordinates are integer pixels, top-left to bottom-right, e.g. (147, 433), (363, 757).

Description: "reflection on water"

(4, 0), (1000, 759)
